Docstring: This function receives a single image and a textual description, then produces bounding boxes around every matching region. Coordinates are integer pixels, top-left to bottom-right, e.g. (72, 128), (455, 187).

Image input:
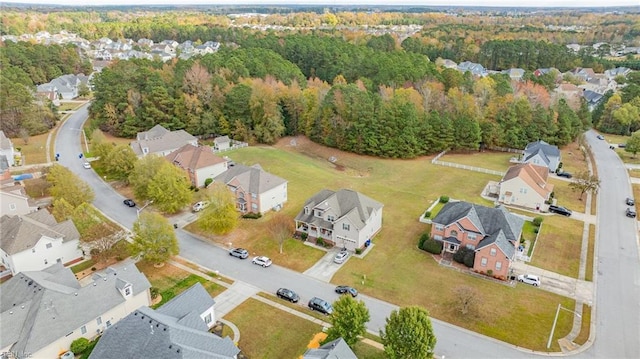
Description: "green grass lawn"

(439, 151), (515, 172)
(57, 101), (84, 111)
(223, 298), (322, 358)
(585, 224), (595, 282)
(529, 216), (583, 278)
(352, 341), (386, 358)
(549, 178), (588, 213)
(12, 131), (50, 165)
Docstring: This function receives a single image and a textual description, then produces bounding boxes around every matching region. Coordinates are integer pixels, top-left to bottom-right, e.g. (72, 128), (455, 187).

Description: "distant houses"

(214, 164), (288, 214)
(36, 74), (90, 100)
(522, 140), (561, 173)
(165, 144), (228, 188)
(130, 124), (198, 157)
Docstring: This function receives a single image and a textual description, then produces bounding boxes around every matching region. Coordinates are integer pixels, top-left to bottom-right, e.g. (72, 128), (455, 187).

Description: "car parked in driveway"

(518, 274), (540, 287)
(556, 171), (572, 178)
(596, 134), (604, 140)
(276, 288), (299, 303)
(83, 162), (91, 169)
(123, 199), (136, 207)
(626, 207), (637, 218)
(548, 205), (572, 216)
(335, 285), (358, 297)
(333, 250), (349, 264)
(192, 201), (210, 212)
(626, 197), (635, 206)
(229, 248), (249, 259)
(252, 256), (272, 267)
(308, 297), (333, 315)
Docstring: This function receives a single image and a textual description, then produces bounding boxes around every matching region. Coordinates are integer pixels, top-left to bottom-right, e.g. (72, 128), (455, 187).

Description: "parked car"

(548, 205), (572, 217)
(626, 197), (635, 206)
(123, 199), (136, 207)
(518, 274), (541, 287)
(618, 143), (626, 148)
(192, 201), (210, 212)
(276, 288), (299, 303)
(333, 250), (349, 264)
(308, 297), (333, 315)
(229, 248), (249, 259)
(626, 207), (637, 218)
(596, 134), (605, 140)
(60, 351), (74, 359)
(83, 162), (91, 169)
(335, 285), (358, 297)
(557, 171), (572, 178)
(252, 256), (272, 267)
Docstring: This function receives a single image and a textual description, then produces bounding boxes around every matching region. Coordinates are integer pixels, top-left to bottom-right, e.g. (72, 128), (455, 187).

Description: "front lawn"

(11, 131), (50, 165)
(223, 298), (322, 358)
(548, 178), (588, 213)
(529, 215), (584, 278)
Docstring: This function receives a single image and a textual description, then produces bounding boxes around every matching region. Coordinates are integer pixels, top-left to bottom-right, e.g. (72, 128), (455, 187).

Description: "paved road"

(56, 108), (640, 357)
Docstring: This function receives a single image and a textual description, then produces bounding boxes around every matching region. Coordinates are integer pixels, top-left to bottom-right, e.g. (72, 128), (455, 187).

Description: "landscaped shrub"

(534, 227), (540, 234)
(533, 216), (543, 226)
(301, 232), (308, 240)
(424, 210), (432, 218)
(316, 238), (325, 247)
(423, 238), (443, 254)
(439, 195), (450, 203)
(453, 247), (472, 264)
(204, 178), (213, 188)
(463, 251), (475, 268)
(487, 269), (493, 277)
(418, 233), (429, 249)
(355, 248), (363, 255)
(150, 287), (159, 299)
(70, 338), (90, 354)
(242, 212), (262, 219)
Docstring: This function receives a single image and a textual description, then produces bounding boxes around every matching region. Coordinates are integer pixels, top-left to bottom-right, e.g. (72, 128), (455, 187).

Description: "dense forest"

(0, 41), (91, 137)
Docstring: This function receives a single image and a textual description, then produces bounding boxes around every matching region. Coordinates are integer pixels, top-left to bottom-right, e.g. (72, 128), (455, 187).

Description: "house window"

(32, 248), (36, 253)
(468, 233), (476, 240)
(106, 320), (112, 328)
(481, 257), (487, 267)
(433, 235), (443, 241)
(204, 313), (212, 324)
(46, 243), (53, 249)
(81, 326), (87, 335)
(304, 207), (309, 215)
(496, 261), (502, 271)
(9, 203), (16, 211)
(97, 317), (102, 325)
(435, 224), (444, 231)
(490, 248), (497, 256)
(251, 193), (257, 199)
(450, 230), (458, 237)
(125, 286), (131, 296)
(466, 244), (475, 250)
(56, 258), (62, 263)
(327, 215), (335, 222)
(44, 259), (48, 265)
(520, 188), (528, 194)
(342, 223), (350, 231)
(251, 203), (258, 210)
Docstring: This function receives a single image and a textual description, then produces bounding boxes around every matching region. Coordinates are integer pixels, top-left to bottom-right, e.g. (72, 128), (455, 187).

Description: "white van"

(192, 201), (210, 212)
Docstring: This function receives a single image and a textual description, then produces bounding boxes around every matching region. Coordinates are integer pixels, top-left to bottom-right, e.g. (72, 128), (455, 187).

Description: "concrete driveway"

(303, 248), (344, 282)
(511, 262), (594, 305)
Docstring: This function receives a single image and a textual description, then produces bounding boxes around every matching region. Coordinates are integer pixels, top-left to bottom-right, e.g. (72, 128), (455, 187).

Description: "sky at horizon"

(2, 0), (639, 8)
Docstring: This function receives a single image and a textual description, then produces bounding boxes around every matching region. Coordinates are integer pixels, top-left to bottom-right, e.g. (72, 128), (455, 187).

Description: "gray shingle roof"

(0, 130), (12, 151)
(214, 163), (286, 195)
(89, 284), (238, 359)
(294, 189), (383, 231)
(432, 201), (523, 259)
(1, 259), (150, 356)
(0, 211), (80, 255)
(130, 125), (197, 157)
(303, 338), (357, 359)
(523, 140), (559, 166)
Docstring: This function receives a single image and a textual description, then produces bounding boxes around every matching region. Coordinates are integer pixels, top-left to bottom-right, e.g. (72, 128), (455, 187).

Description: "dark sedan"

(276, 288), (299, 303)
(335, 285), (358, 297)
(123, 199), (136, 207)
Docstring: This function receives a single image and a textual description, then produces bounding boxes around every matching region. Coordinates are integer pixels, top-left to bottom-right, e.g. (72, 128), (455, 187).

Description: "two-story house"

(0, 185), (38, 217)
(498, 163), (554, 211)
(165, 144), (228, 188)
(89, 283), (239, 359)
(0, 210), (83, 275)
(214, 164), (287, 214)
(130, 124), (198, 158)
(294, 189), (383, 251)
(522, 140), (561, 173)
(0, 130), (15, 167)
(0, 260), (151, 359)
(431, 201), (524, 280)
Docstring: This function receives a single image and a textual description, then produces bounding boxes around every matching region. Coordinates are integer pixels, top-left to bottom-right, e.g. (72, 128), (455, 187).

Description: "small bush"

(533, 216), (543, 227)
(463, 251), (475, 268)
(355, 248), (363, 255)
(150, 287), (159, 299)
(204, 178), (213, 188)
(418, 233), (429, 249)
(301, 232), (308, 240)
(423, 238), (443, 254)
(534, 227), (540, 234)
(487, 269), (493, 276)
(439, 196), (449, 203)
(453, 247), (472, 264)
(316, 238), (325, 247)
(242, 212), (262, 219)
(424, 210), (432, 218)
(71, 338), (90, 354)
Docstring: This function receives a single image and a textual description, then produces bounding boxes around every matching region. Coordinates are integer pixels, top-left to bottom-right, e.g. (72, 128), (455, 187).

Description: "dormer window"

(327, 215), (335, 222)
(304, 207), (309, 215)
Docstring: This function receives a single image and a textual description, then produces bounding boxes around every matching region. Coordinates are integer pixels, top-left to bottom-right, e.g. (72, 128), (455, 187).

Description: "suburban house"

(303, 338), (357, 359)
(214, 164), (288, 214)
(431, 201), (524, 279)
(89, 283), (238, 359)
(0, 130), (15, 167)
(604, 67), (631, 80)
(213, 135), (231, 152)
(582, 90), (605, 111)
(522, 140), (561, 173)
(0, 210), (83, 275)
(36, 74), (90, 100)
(165, 144), (228, 188)
(568, 67), (596, 82)
(555, 83), (581, 101)
(0, 185), (38, 217)
(294, 189), (383, 251)
(457, 61), (487, 77)
(130, 124), (198, 157)
(437, 58), (458, 69)
(0, 260), (151, 359)
(498, 163), (554, 211)
(502, 68), (525, 81)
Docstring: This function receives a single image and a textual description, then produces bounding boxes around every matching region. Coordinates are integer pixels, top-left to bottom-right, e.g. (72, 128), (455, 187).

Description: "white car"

(83, 162), (91, 169)
(333, 250), (349, 264)
(252, 256), (272, 267)
(192, 201), (210, 212)
(518, 274), (541, 287)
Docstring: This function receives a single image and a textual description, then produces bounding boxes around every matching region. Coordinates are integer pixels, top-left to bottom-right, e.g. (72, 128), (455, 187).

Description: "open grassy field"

(206, 136), (574, 351)
(11, 131), (50, 165)
(530, 216), (584, 278)
(223, 298), (322, 358)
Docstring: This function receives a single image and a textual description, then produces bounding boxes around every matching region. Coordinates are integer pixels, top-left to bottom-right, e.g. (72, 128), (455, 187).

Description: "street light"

(137, 200), (154, 218)
(547, 303), (582, 349)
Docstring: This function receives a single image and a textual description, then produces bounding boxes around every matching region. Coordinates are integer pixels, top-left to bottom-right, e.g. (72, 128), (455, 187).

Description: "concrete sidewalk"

(214, 281), (261, 318)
